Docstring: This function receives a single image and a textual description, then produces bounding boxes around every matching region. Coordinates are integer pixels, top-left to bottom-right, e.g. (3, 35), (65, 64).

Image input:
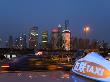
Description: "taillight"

(1, 64), (10, 68)
(48, 65), (57, 70)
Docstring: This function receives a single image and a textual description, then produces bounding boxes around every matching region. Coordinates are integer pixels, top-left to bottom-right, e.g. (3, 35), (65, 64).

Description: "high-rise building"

(19, 33), (27, 49)
(14, 34), (27, 49)
(0, 38), (2, 48)
(72, 37), (78, 50)
(78, 38), (85, 49)
(41, 31), (48, 49)
(8, 35), (13, 48)
(23, 34), (27, 48)
(51, 26), (62, 50)
(15, 37), (19, 49)
(62, 29), (71, 50)
(62, 20), (71, 51)
(29, 26), (38, 50)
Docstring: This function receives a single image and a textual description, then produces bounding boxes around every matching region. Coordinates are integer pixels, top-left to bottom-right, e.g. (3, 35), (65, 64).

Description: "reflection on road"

(0, 71), (96, 82)
(71, 73), (96, 82)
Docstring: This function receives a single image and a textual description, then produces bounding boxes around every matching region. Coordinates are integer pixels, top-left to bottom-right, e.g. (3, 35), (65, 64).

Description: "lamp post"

(83, 25), (90, 49)
(83, 26), (90, 38)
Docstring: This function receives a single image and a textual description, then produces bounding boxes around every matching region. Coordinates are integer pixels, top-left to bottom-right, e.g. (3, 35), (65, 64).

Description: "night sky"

(0, 0), (110, 43)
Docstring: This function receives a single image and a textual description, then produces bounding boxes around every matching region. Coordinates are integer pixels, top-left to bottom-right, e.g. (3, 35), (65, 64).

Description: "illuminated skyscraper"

(29, 26), (38, 49)
(41, 31), (48, 49)
(62, 20), (71, 51)
(51, 26), (62, 50)
(19, 33), (27, 49)
(62, 30), (71, 50)
(14, 34), (27, 49)
(15, 37), (19, 49)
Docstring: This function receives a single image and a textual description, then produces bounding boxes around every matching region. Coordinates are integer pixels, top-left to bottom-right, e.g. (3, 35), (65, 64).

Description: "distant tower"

(41, 31), (48, 49)
(15, 37), (19, 49)
(65, 20), (69, 29)
(29, 26), (38, 50)
(18, 33), (27, 49)
(0, 38), (2, 48)
(14, 34), (26, 49)
(22, 34), (27, 48)
(51, 26), (62, 50)
(62, 20), (71, 51)
(8, 35), (13, 48)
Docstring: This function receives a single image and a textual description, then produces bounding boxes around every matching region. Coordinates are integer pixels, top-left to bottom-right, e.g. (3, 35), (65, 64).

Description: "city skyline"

(1, 25), (107, 50)
(0, 0), (110, 43)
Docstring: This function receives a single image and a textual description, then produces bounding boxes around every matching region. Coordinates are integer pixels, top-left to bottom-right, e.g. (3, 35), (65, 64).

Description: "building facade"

(8, 35), (13, 48)
(14, 34), (27, 49)
(62, 29), (71, 51)
(29, 26), (38, 50)
(41, 31), (48, 49)
(51, 27), (62, 50)
(62, 20), (71, 51)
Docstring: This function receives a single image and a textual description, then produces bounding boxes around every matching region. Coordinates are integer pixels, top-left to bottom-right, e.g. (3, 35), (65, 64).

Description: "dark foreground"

(0, 71), (96, 82)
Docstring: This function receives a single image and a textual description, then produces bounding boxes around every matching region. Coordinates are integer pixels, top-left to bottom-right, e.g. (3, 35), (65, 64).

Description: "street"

(0, 71), (96, 82)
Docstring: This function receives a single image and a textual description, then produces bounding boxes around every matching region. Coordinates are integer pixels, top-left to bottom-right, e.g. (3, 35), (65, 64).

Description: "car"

(71, 52), (110, 82)
(0, 55), (64, 71)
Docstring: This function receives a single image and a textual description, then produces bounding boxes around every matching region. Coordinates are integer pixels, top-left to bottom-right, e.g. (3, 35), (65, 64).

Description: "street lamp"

(83, 25), (90, 38)
(83, 25), (90, 49)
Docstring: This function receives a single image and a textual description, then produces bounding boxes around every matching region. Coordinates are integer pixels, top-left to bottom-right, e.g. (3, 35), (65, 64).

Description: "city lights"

(83, 26), (90, 33)
(0, 20), (109, 63)
(62, 29), (71, 51)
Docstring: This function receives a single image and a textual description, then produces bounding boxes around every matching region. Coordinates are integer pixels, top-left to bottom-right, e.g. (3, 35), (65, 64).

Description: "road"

(0, 71), (96, 82)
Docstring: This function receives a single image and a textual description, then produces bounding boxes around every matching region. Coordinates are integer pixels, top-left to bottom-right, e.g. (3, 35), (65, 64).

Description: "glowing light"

(20, 39), (22, 41)
(1, 64), (10, 68)
(42, 41), (47, 42)
(42, 35), (47, 37)
(62, 29), (70, 32)
(12, 55), (16, 58)
(35, 51), (43, 55)
(48, 65), (57, 70)
(83, 26), (90, 33)
(31, 32), (38, 36)
(28, 75), (32, 79)
(61, 73), (69, 78)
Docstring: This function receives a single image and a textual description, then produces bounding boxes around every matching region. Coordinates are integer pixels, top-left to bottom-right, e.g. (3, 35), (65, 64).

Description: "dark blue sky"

(0, 0), (110, 43)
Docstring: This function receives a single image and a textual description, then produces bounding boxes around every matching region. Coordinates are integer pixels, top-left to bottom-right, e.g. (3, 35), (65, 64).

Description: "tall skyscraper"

(22, 34), (27, 48)
(51, 26), (62, 50)
(19, 33), (27, 49)
(62, 20), (71, 51)
(14, 34), (27, 49)
(8, 35), (13, 48)
(15, 37), (19, 49)
(41, 31), (48, 49)
(29, 26), (38, 50)
(0, 38), (2, 48)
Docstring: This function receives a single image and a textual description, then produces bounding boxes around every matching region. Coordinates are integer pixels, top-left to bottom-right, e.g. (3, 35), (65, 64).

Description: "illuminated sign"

(73, 60), (110, 78)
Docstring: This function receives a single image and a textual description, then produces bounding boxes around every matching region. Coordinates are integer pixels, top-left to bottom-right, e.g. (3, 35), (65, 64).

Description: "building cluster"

(0, 20), (108, 50)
